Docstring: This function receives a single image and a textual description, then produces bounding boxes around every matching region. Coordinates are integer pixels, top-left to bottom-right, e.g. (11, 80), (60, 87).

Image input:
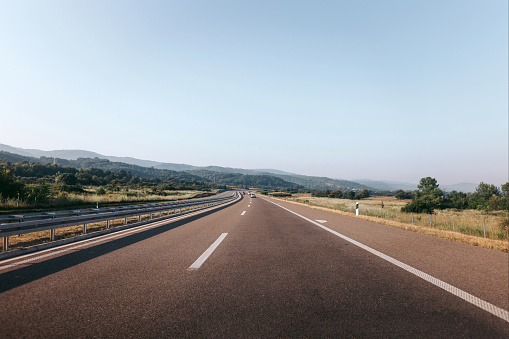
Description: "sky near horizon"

(0, 0), (507, 186)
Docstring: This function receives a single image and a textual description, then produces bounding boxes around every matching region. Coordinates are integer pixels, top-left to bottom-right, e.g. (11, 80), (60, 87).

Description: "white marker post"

(356, 202), (359, 216)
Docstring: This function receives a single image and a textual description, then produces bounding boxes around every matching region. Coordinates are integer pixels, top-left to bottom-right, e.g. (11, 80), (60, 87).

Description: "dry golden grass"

(275, 197), (509, 253)
(0, 190), (203, 211)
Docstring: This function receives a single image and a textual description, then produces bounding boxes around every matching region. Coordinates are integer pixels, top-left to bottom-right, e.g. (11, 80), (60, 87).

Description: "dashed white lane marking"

(241, 211), (246, 216)
(188, 233), (228, 271)
(264, 198), (509, 323)
(248, 205), (251, 207)
(315, 220), (327, 223)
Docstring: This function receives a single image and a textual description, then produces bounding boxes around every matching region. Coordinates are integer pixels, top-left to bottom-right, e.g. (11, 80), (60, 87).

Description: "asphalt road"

(0, 193), (507, 338)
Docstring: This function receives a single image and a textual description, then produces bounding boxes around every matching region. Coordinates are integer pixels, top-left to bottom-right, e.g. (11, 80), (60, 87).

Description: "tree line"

(0, 160), (217, 203)
(312, 188), (370, 200)
(400, 177), (508, 214)
(0, 157), (304, 204)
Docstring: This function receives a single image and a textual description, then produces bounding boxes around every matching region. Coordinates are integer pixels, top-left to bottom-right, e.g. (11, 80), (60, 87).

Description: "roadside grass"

(0, 190), (204, 215)
(271, 195), (509, 253)
(4, 208), (181, 251)
(1, 190), (217, 251)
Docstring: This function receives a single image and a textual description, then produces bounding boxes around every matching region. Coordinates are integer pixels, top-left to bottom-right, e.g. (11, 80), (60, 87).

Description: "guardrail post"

(3, 237), (8, 251)
(50, 229), (55, 241)
(107, 220), (110, 229)
(124, 217), (127, 225)
(150, 213), (153, 220)
(84, 224), (87, 234)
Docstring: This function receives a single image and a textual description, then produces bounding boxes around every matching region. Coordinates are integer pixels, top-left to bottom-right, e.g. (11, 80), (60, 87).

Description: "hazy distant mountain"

(0, 143), (34, 157)
(0, 143), (479, 192)
(253, 169), (297, 176)
(275, 174), (374, 191)
(154, 163), (199, 171)
(0, 144), (165, 169)
(353, 179), (417, 191)
(0, 143), (286, 176)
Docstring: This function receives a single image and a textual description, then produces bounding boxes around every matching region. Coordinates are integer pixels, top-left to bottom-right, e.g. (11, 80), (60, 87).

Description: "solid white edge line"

(0, 196), (240, 270)
(263, 198), (509, 323)
(188, 233), (228, 271)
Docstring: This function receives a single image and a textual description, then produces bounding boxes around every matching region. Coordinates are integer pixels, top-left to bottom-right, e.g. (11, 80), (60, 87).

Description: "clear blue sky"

(1, 0), (507, 185)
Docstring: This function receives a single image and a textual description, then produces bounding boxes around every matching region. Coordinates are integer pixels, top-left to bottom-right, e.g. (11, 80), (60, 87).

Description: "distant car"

(251, 194), (256, 198)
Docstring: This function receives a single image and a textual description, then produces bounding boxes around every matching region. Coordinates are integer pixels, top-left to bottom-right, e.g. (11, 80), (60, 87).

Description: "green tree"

(445, 190), (468, 210)
(26, 182), (51, 202)
(56, 173), (78, 186)
(475, 182), (501, 199)
(501, 182), (509, 196)
(469, 182), (501, 210)
(402, 177), (444, 213)
(395, 189), (413, 200)
(345, 191), (356, 200)
(355, 188), (370, 199)
(417, 177), (442, 197)
(0, 167), (25, 199)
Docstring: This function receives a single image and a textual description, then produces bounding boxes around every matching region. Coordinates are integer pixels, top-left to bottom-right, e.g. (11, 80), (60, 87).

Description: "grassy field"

(272, 194), (509, 252)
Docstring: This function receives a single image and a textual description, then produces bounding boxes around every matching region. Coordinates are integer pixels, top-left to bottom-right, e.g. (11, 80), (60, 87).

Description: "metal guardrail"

(1, 192), (238, 251)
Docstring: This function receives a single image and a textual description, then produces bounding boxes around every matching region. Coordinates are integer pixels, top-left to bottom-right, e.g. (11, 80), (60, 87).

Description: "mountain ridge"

(0, 143), (479, 192)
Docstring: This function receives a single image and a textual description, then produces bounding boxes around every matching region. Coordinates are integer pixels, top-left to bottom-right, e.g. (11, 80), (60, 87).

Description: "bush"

(500, 218), (509, 233)
(401, 196), (440, 214)
(96, 187), (107, 195)
(271, 192), (292, 197)
(395, 189), (413, 200)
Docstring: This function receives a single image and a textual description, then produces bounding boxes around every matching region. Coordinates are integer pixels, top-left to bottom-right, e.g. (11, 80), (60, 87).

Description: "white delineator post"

(356, 202), (359, 216)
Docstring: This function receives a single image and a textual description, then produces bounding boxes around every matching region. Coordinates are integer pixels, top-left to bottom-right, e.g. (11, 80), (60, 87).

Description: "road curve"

(0, 193), (507, 338)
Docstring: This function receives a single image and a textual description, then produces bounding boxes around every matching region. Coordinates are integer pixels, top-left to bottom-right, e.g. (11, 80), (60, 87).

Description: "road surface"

(0, 193), (507, 337)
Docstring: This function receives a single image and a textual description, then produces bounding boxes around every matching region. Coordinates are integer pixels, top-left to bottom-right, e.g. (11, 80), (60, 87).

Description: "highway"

(0, 193), (507, 337)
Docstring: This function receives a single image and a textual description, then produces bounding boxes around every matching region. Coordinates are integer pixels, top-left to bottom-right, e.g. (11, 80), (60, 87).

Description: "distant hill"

(0, 144), (165, 168)
(190, 170), (303, 190)
(252, 169), (297, 176)
(0, 143), (286, 177)
(274, 174), (375, 191)
(0, 143), (480, 192)
(154, 163), (200, 171)
(0, 144), (34, 157)
(0, 151), (302, 190)
(353, 179), (417, 191)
